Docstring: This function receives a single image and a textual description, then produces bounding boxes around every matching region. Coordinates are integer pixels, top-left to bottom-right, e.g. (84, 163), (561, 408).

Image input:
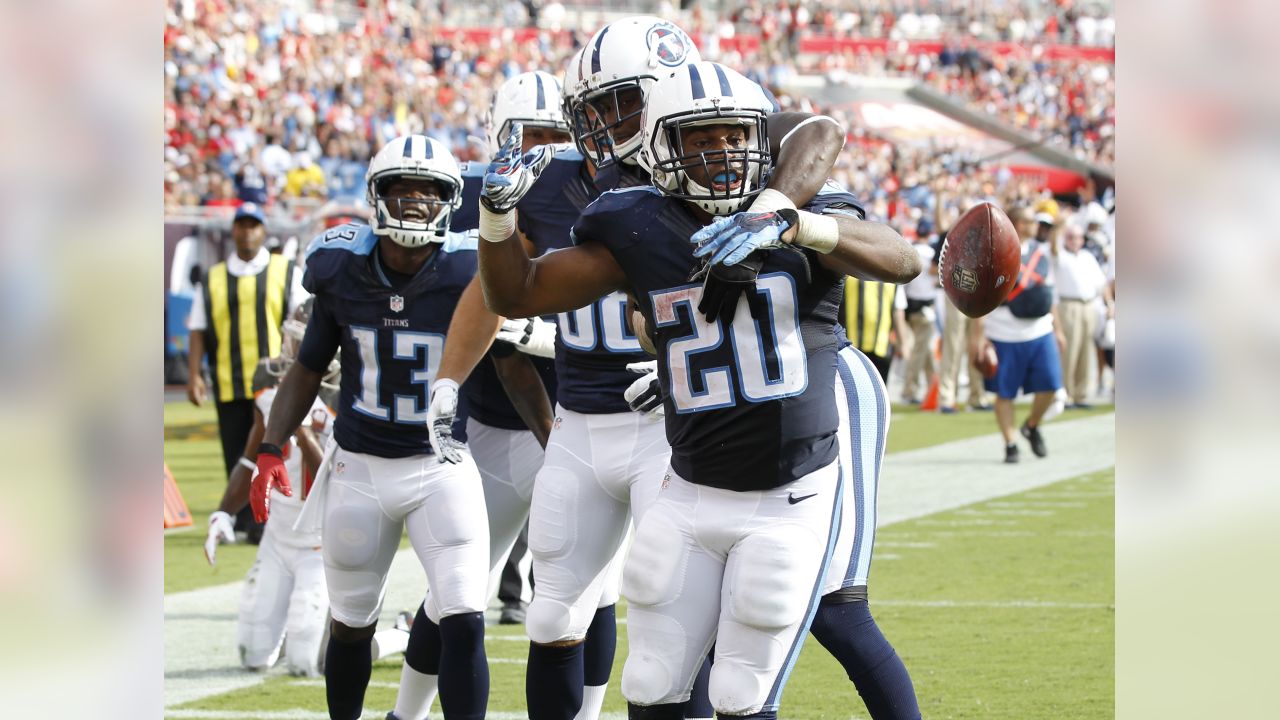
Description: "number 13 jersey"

(572, 183), (866, 491)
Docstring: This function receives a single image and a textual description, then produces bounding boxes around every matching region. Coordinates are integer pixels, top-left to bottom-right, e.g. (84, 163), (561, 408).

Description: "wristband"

(257, 442), (284, 459)
(479, 206), (517, 243)
(792, 210), (839, 254)
(238, 457), (258, 471)
(747, 188), (796, 215)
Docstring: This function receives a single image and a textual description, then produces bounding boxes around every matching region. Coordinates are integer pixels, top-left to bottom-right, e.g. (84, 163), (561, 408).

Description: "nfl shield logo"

(390, 295), (405, 312)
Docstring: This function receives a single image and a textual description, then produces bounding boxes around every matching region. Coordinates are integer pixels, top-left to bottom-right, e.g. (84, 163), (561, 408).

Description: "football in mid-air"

(939, 202), (1021, 318)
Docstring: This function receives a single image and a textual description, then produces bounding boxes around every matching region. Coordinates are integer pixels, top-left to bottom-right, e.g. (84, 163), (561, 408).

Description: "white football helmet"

(569, 16), (701, 168)
(639, 62), (774, 216)
(270, 297), (340, 391)
(560, 46), (588, 126)
(365, 135), (463, 247)
(486, 71), (570, 157)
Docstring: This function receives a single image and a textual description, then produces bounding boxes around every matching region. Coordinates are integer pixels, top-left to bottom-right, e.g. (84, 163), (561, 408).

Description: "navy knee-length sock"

(809, 600), (921, 720)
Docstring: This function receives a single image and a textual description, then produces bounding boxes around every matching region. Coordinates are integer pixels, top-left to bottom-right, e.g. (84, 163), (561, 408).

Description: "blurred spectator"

(1055, 224), (1112, 408)
(900, 231), (940, 404)
(284, 152), (327, 199)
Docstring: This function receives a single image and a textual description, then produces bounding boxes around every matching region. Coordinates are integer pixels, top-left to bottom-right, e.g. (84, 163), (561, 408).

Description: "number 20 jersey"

(573, 183), (866, 491)
(297, 224), (476, 458)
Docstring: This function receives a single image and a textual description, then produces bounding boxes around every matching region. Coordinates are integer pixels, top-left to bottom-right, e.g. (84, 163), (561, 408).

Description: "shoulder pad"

(303, 224), (376, 293)
(442, 229), (479, 253)
(571, 186), (663, 246)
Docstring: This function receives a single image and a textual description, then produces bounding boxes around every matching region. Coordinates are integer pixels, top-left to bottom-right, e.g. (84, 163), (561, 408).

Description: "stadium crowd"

(164, 1), (1115, 215)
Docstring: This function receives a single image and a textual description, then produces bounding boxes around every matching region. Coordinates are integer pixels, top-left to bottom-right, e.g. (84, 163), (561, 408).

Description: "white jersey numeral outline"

(349, 326), (445, 424)
(557, 291), (643, 353)
(652, 273), (808, 414)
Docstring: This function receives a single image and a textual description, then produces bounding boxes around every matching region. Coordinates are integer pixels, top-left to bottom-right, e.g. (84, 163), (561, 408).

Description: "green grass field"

(164, 401), (1113, 718)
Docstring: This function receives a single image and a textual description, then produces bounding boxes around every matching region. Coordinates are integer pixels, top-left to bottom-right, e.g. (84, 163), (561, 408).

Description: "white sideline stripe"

(167, 707), (627, 712)
(165, 414), (1114, 708)
(876, 599), (1113, 610)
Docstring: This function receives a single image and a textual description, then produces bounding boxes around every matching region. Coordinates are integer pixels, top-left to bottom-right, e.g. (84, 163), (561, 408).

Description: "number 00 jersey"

(573, 183), (866, 491)
(297, 224), (476, 458)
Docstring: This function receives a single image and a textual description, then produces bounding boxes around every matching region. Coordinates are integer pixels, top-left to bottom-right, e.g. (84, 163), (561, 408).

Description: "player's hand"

(427, 379), (466, 464)
(480, 124), (565, 213)
(697, 251), (768, 325)
(495, 317), (557, 359)
(203, 510), (236, 566)
(250, 444), (291, 523)
(624, 361), (664, 419)
(691, 209), (796, 267)
(188, 375), (207, 406)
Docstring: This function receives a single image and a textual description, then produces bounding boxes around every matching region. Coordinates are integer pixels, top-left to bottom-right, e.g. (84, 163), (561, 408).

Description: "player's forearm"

(440, 277), (505, 384)
(219, 464), (253, 515)
(763, 114), (844, 209)
(492, 352), (555, 448)
(262, 363), (323, 448)
(478, 216), (539, 317)
(218, 412), (265, 514)
(818, 217), (920, 283)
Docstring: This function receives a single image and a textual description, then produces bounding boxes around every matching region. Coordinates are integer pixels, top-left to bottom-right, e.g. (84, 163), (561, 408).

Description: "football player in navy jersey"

(249, 135), (490, 720)
(437, 18), (850, 719)
(384, 70), (573, 720)
(477, 62), (919, 718)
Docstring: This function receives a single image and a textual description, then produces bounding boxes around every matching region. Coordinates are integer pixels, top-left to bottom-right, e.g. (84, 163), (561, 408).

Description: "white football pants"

(620, 461), (843, 715)
(237, 533), (328, 676)
(525, 406), (670, 644)
(321, 446), (489, 628)
(420, 418), (544, 623)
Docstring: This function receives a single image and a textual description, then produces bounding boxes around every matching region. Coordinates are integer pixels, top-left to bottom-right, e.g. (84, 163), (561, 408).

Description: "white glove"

(427, 379), (466, 464)
(204, 510), (236, 566)
(495, 317), (557, 359)
(624, 361), (664, 419)
(480, 123), (567, 214)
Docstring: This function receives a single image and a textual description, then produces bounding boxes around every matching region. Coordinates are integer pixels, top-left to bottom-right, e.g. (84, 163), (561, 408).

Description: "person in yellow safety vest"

(186, 202), (309, 541)
(840, 276), (907, 383)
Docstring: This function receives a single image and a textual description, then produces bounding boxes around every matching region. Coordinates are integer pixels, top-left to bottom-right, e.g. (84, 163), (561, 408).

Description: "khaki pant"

(1059, 298), (1099, 404)
(901, 304), (938, 400)
(937, 297), (988, 409)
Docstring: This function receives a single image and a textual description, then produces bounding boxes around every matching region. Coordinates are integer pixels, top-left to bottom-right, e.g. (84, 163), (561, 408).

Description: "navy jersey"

(572, 182), (866, 491)
(517, 151), (651, 414)
(452, 164), (559, 430)
(297, 224), (476, 458)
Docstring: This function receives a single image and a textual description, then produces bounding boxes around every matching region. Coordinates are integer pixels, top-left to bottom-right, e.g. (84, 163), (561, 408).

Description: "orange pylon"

(163, 463), (193, 529)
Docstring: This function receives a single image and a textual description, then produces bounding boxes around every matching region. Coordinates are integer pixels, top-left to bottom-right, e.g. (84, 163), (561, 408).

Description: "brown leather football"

(939, 202), (1022, 318)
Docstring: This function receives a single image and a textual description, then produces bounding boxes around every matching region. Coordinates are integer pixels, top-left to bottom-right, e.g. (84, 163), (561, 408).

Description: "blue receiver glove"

(691, 209), (797, 267)
(480, 122), (567, 213)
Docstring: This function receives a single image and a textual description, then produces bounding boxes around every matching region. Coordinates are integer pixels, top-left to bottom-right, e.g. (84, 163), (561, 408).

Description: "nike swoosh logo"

(787, 492), (818, 505)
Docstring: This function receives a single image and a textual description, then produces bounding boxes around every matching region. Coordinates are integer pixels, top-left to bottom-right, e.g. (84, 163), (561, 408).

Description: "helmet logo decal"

(647, 23), (691, 67)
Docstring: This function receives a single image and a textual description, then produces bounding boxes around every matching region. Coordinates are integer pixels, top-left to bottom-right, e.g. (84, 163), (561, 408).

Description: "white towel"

(293, 437), (337, 534)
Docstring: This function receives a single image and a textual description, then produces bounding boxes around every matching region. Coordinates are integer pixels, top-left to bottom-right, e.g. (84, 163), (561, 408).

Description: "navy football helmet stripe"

(712, 64), (733, 96)
(688, 64), (705, 99)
